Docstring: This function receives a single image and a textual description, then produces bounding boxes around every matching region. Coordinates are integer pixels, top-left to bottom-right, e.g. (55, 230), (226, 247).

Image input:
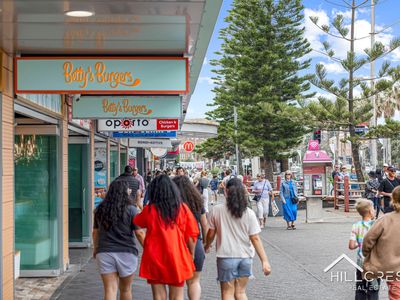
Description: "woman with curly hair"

(172, 175), (209, 300)
(205, 178), (271, 300)
(93, 180), (145, 300)
(133, 174), (199, 300)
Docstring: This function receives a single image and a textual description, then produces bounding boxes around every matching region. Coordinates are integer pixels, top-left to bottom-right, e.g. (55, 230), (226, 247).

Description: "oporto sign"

(15, 57), (188, 94)
(98, 118), (179, 132)
(72, 96), (181, 119)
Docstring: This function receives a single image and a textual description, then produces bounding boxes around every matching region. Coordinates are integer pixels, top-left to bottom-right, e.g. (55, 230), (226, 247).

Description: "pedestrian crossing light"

(313, 130), (321, 144)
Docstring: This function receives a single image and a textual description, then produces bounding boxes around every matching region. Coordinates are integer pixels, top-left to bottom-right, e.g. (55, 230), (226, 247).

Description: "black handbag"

(292, 196), (299, 204)
(252, 194), (261, 202)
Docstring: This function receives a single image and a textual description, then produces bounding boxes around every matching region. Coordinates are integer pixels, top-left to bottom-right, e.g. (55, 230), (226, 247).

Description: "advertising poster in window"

(94, 145), (107, 207)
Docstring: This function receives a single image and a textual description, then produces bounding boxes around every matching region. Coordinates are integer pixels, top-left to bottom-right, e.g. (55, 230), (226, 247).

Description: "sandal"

(286, 226), (292, 230)
(291, 225), (296, 230)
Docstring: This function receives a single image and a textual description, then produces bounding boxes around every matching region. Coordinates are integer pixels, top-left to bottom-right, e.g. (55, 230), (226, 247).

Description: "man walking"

(133, 167), (145, 197)
(379, 166), (400, 213)
(332, 165), (340, 180)
(115, 165), (140, 205)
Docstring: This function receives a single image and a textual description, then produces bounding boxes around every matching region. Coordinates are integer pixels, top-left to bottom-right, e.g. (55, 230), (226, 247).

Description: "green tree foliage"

(366, 119), (400, 139)
(206, 0), (313, 178)
(305, 0), (400, 181)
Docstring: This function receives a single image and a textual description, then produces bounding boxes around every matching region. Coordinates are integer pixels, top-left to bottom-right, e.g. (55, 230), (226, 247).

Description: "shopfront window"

(18, 94), (62, 114)
(120, 152), (127, 174)
(15, 135), (59, 270)
(110, 150), (119, 181)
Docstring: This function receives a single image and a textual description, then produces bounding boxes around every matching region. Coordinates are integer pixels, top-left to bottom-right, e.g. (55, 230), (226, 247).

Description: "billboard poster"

(94, 145), (107, 207)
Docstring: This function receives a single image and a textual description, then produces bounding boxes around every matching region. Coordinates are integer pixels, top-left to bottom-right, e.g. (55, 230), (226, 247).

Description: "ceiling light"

(65, 10), (94, 17)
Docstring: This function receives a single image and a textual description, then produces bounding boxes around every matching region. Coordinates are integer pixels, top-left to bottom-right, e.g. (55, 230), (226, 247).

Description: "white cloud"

(304, 8), (330, 56)
(198, 76), (215, 85)
(321, 62), (346, 74)
(331, 8), (352, 21)
(304, 8), (394, 60)
(312, 92), (337, 102)
(203, 57), (208, 65)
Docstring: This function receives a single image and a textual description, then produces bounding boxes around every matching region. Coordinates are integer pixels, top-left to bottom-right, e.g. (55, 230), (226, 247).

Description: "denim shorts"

(216, 258), (253, 282)
(194, 239), (206, 272)
(96, 252), (138, 278)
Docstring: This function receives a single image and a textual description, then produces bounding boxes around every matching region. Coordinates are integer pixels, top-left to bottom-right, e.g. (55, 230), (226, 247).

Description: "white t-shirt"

(252, 179), (272, 199)
(209, 203), (261, 258)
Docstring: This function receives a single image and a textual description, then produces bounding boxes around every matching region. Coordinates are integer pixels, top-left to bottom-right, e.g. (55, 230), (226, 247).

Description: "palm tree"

(376, 85), (400, 118)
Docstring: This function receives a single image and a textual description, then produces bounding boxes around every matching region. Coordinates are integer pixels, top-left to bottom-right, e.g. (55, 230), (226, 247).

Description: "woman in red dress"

(134, 174), (199, 300)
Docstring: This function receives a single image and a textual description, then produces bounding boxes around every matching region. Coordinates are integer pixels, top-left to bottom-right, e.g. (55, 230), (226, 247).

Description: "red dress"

(133, 203), (199, 285)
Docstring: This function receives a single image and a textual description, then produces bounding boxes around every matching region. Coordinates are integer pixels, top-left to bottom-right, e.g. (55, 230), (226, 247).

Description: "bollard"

(276, 175), (281, 190)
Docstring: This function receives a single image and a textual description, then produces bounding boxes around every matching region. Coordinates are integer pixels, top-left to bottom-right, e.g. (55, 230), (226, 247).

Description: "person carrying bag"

(251, 174), (273, 228)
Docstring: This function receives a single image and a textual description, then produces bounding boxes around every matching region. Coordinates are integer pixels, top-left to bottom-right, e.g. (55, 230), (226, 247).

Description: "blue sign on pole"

(112, 131), (177, 138)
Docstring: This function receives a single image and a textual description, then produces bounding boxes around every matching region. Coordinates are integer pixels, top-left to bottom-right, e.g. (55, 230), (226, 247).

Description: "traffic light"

(313, 130), (321, 144)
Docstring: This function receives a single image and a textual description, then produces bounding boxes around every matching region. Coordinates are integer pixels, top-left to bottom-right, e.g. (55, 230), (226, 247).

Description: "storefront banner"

(72, 96), (181, 119)
(15, 57), (188, 94)
(112, 131), (177, 138)
(97, 118), (179, 132)
(128, 139), (172, 148)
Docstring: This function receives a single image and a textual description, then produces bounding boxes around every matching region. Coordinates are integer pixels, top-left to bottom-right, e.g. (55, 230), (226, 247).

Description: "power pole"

(370, 0), (378, 170)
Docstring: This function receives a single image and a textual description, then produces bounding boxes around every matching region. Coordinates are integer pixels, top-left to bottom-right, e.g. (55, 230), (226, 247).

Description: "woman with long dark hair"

(205, 178), (271, 299)
(172, 175), (208, 300)
(93, 180), (145, 300)
(133, 174), (199, 300)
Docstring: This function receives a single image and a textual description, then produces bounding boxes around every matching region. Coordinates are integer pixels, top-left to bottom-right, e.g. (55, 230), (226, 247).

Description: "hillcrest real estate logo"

(324, 254), (362, 283)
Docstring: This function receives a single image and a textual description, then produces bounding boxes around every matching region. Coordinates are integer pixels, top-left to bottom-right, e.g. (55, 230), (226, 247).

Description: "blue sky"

(186, 0), (400, 120)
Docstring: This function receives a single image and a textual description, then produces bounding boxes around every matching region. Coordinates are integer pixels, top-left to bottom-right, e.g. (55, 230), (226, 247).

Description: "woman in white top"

(205, 178), (271, 300)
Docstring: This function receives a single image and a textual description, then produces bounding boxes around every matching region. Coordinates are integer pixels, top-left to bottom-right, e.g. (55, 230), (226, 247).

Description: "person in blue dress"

(279, 171), (299, 230)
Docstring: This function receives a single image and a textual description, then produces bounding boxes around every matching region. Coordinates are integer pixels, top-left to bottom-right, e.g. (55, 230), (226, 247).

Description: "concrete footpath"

(51, 206), (390, 300)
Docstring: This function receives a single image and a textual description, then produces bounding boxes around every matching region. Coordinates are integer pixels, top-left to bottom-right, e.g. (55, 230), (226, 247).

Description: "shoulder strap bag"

(252, 180), (267, 202)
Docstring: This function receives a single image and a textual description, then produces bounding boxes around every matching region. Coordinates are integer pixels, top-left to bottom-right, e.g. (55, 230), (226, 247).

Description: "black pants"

(355, 270), (380, 300)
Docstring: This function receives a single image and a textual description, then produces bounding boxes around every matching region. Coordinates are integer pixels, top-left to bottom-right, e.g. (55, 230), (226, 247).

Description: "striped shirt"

(350, 220), (374, 266)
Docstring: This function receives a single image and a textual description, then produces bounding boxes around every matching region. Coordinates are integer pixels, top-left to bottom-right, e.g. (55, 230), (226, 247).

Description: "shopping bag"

(271, 199), (279, 216)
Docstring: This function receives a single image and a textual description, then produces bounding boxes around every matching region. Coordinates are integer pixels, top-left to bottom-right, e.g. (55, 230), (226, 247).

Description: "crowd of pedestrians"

(93, 166), (272, 300)
(93, 163), (400, 300)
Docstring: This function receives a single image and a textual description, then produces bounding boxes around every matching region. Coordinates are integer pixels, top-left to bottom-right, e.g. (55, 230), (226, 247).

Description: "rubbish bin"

(306, 195), (324, 223)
